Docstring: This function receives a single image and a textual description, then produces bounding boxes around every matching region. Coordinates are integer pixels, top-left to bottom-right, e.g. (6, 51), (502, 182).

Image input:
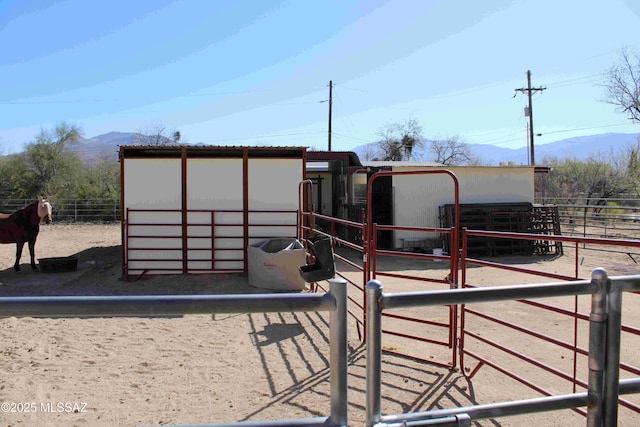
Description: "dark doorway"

(310, 177), (323, 215)
(370, 175), (393, 249)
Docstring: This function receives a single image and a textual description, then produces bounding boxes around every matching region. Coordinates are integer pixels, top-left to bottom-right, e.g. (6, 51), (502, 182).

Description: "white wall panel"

(187, 159), (243, 210)
(247, 158), (301, 240)
(392, 167), (535, 249)
(123, 153), (304, 275)
(124, 159), (181, 209)
(186, 158), (245, 270)
(248, 158), (301, 210)
(124, 159), (182, 274)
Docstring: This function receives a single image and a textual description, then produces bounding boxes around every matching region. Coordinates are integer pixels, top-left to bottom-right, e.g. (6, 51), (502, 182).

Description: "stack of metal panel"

(439, 202), (562, 257)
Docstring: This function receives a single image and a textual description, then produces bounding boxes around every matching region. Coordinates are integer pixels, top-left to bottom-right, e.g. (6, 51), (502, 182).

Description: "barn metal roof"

(361, 161), (548, 172)
(362, 160), (444, 168)
(119, 145), (306, 159)
(306, 151), (363, 167)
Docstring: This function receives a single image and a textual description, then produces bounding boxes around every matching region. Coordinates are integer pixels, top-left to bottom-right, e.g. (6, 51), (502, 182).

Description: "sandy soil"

(0, 223), (639, 427)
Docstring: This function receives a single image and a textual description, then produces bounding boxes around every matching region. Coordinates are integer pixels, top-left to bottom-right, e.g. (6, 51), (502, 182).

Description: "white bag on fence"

(248, 238), (306, 291)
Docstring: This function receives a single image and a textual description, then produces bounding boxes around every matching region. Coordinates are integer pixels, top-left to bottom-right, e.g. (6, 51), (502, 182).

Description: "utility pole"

(515, 70), (545, 165)
(328, 80), (333, 151)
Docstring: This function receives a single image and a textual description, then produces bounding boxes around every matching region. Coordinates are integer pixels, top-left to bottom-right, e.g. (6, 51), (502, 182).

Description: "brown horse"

(0, 196), (53, 271)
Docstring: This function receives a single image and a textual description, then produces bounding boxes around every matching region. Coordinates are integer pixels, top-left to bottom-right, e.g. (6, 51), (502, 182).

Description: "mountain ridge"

(472, 132), (640, 165)
(352, 132), (640, 165)
(30, 130), (640, 165)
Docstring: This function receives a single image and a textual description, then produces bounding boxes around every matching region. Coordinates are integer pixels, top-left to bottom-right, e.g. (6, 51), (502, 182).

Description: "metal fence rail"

(535, 196), (640, 240)
(2, 195), (640, 234)
(0, 198), (120, 222)
(459, 228), (640, 416)
(365, 269), (640, 427)
(0, 279), (349, 427)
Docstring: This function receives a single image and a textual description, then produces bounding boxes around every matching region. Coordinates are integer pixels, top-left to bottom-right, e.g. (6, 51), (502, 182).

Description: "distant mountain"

(69, 131), (139, 162)
(470, 133), (640, 165)
(18, 130), (640, 165)
(353, 132), (640, 166)
(68, 131), (176, 163)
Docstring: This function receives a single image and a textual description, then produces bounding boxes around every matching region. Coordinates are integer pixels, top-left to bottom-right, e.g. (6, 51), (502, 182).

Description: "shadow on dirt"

(0, 245), (294, 297)
(335, 245), (562, 274)
(241, 325), (498, 426)
(0, 243), (504, 425)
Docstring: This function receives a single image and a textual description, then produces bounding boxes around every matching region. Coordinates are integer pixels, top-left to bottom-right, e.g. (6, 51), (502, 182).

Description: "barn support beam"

(181, 147), (188, 274)
(243, 147), (249, 273)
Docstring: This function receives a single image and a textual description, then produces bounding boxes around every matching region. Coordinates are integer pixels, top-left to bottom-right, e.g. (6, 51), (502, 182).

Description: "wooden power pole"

(515, 70), (545, 165)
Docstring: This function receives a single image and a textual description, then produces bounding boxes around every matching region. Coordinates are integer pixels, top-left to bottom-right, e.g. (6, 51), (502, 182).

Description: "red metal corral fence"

(298, 172), (640, 421)
(371, 223), (459, 367)
(299, 212), (368, 340)
(298, 171), (463, 364)
(460, 229), (640, 418)
(298, 179), (369, 340)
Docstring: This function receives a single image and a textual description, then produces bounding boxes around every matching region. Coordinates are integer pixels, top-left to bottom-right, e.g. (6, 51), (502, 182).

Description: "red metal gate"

(124, 207), (298, 279)
(299, 171), (461, 365)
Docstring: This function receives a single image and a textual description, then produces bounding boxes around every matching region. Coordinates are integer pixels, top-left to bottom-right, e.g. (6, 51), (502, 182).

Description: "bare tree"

(136, 124), (182, 146)
(429, 135), (478, 166)
(609, 139), (640, 197)
(603, 47), (640, 123)
(374, 118), (424, 161)
(356, 144), (379, 161)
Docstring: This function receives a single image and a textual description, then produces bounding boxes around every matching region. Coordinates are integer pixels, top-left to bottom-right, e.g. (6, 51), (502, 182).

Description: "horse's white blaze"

(38, 198), (53, 223)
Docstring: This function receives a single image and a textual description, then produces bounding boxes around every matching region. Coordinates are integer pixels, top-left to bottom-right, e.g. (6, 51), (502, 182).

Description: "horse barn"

(119, 145), (306, 279)
(120, 145), (558, 280)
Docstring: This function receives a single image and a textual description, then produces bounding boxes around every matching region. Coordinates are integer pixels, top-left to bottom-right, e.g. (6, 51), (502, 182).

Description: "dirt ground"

(0, 223), (639, 427)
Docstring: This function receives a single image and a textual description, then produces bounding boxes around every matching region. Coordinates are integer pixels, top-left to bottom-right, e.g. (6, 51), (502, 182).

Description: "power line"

(196, 129), (326, 144)
(536, 122), (634, 136)
(544, 72), (605, 89)
(331, 132), (372, 143)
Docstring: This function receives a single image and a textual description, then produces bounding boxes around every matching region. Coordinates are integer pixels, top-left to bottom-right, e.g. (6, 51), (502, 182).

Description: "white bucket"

(433, 248), (443, 262)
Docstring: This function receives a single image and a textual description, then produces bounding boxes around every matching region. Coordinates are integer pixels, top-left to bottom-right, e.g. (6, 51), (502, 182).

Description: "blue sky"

(0, 0), (639, 155)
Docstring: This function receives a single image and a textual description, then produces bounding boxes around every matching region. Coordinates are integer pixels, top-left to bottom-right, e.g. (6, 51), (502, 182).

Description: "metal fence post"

(604, 273), (622, 427)
(586, 268), (609, 426)
(329, 278), (348, 427)
(365, 280), (383, 427)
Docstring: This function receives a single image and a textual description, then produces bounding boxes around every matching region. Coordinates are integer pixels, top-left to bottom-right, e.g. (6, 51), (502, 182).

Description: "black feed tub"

(38, 256), (79, 273)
